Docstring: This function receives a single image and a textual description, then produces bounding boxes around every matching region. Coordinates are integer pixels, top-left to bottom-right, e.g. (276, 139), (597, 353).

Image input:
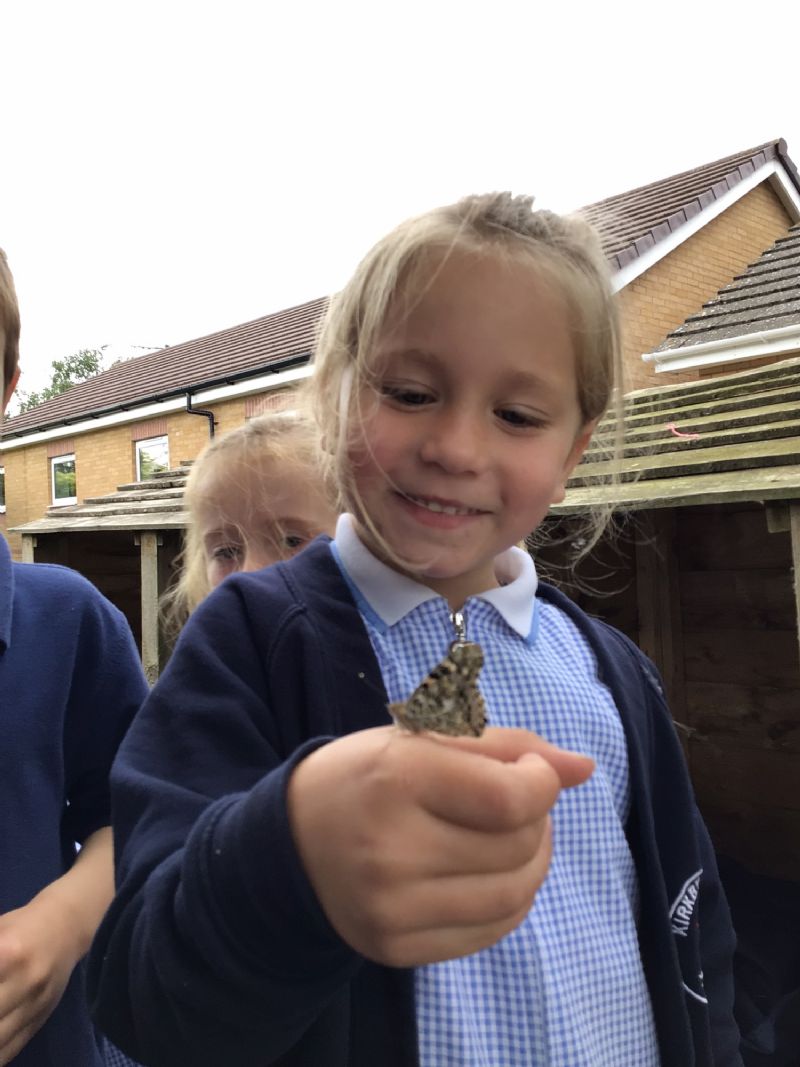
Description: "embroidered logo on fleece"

(670, 869), (708, 1004)
(670, 869), (702, 938)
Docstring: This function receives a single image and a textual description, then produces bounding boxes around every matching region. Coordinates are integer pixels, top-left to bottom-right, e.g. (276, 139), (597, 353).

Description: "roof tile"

(658, 223), (800, 351)
(6, 141), (799, 438)
(582, 139), (800, 270)
(555, 355), (800, 511)
(3, 297), (327, 439)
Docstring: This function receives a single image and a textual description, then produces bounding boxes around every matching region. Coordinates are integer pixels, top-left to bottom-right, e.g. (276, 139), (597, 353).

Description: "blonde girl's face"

(198, 458), (337, 589)
(348, 249), (596, 608)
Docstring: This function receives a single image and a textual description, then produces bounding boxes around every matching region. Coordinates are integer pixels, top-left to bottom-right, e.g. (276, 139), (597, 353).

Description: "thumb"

(517, 748), (594, 789)
(434, 726), (594, 789)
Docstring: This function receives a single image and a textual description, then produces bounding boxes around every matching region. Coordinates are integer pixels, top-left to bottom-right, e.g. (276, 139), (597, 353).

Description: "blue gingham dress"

(338, 548), (660, 1066)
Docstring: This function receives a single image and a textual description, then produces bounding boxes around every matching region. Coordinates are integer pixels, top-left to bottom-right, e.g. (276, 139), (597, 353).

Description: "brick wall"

(620, 181), (793, 393)
(1, 395), (248, 559)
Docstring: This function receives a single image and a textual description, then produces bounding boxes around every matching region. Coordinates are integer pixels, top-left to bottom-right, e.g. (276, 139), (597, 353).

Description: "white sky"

(2, 0), (799, 394)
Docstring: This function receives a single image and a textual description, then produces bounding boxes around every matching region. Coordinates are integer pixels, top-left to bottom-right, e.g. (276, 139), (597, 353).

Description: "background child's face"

(199, 459), (336, 589)
(349, 249), (595, 605)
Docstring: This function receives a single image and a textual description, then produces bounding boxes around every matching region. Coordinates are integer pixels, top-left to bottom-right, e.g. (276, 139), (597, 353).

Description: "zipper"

(450, 609), (467, 645)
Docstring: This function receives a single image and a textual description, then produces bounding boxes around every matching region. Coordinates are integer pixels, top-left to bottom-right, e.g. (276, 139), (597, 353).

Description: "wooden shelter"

(12, 467), (189, 683)
(544, 355), (800, 882)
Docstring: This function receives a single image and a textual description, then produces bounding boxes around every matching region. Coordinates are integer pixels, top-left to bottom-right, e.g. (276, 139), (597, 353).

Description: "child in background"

(0, 251), (147, 1067)
(89, 195), (742, 1066)
(161, 410), (338, 637)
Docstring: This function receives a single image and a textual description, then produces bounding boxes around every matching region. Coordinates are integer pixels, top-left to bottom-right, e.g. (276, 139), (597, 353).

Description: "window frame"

(135, 434), (170, 481)
(50, 453), (77, 507)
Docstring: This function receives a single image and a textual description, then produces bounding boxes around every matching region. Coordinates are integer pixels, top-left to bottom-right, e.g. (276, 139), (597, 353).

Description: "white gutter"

(612, 161), (800, 293)
(0, 363), (312, 454)
(642, 323), (800, 374)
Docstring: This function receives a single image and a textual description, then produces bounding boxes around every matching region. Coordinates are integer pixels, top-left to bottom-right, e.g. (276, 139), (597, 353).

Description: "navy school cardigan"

(88, 537), (742, 1066)
(0, 536), (148, 1066)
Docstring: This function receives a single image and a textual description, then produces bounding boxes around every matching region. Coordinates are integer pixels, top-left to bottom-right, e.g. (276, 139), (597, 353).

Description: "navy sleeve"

(634, 646), (743, 1066)
(576, 608), (743, 1067)
(693, 813), (744, 1066)
(62, 585), (149, 844)
(88, 579), (363, 1067)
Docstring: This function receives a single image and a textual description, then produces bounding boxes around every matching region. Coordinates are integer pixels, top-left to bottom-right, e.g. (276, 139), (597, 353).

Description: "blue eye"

(283, 534), (307, 551)
(212, 544), (243, 562)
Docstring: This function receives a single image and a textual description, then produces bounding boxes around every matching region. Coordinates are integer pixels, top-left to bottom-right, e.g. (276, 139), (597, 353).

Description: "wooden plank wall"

(534, 516), (640, 640)
(31, 529), (183, 668)
(33, 531), (143, 648)
(674, 503), (800, 881)
(544, 504), (800, 883)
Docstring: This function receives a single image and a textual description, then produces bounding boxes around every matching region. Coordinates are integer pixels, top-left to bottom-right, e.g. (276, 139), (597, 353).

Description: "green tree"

(16, 347), (106, 413)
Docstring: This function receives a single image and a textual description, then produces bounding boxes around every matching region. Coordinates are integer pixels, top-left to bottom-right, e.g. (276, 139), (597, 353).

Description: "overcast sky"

(2, 0), (799, 395)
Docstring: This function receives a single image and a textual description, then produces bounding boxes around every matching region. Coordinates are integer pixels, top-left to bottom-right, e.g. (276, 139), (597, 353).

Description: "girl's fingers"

(355, 831), (554, 968)
(363, 805), (551, 881)
(405, 736), (566, 832)
(433, 727), (595, 788)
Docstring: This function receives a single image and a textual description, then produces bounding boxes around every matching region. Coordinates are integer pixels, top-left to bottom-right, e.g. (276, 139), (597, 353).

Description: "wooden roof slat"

(587, 416), (800, 462)
(609, 385), (800, 430)
(570, 434), (800, 486)
(553, 464), (800, 513)
(593, 400), (800, 445)
(11, 466), (192, 535)
(557, 355), (800, 510)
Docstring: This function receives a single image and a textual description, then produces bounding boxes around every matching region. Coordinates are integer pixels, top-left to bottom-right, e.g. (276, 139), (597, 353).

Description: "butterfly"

(389, 640), (487, 737)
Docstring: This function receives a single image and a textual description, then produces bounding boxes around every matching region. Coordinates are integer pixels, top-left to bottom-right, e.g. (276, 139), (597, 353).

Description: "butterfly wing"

(389, 641), (487, 737)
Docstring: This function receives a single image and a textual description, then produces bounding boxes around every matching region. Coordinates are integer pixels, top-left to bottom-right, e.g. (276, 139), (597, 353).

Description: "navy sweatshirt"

(0, 536), (147, 1066)
(88, 538), (742, 1066)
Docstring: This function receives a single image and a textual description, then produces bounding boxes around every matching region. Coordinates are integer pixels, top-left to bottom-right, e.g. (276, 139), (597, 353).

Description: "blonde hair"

(0, 249), (21, 398)
(310, 191), (622, 556)
(161, 408), (330, 639)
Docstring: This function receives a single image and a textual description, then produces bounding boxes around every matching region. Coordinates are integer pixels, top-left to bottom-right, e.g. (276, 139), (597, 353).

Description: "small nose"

(419, 407), (484, 474)
(242, 544), (280, 573)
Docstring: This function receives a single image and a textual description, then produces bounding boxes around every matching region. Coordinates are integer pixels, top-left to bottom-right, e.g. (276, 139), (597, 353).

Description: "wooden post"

(790, 505), (800, 668)
(138, 532), (161, 684)
(635, 508), (688, 746)
(20, 535), (36, 563)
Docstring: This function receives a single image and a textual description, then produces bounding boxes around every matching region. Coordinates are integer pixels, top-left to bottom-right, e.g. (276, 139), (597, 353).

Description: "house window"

(0, 466), (5, 513)
(136, 435), (170, 481)
(51, 454), (77, 506)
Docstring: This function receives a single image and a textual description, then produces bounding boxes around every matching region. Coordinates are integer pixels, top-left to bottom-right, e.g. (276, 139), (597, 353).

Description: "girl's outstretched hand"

(287, 726), (593, 968)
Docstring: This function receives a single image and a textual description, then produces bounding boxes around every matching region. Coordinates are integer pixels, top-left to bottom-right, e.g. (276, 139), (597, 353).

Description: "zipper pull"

(450, 609), (466, 644)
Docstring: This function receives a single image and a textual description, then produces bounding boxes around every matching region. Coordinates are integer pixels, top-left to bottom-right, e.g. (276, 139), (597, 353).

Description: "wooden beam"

(790, 505), (800, 668)
(20, 535), (36, 563)
(553, 466), (800, 515)
(139, 532), (161, 684)
(765, 504), (790, 534)
(635, 509), (688, 750)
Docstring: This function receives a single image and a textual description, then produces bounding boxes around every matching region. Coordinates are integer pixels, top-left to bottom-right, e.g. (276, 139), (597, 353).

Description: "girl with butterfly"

(89, 195), (741, 1066)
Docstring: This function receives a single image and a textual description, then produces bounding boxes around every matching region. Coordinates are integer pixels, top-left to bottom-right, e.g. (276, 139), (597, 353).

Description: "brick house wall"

(2, 180), (795, 555)
(619, 182), (793, 392)
(1, 394), (250, 558)
(3, 440), (51, 551)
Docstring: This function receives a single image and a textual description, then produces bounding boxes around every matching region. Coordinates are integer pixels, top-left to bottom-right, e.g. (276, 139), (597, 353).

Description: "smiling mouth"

(403, 493), (484, 517)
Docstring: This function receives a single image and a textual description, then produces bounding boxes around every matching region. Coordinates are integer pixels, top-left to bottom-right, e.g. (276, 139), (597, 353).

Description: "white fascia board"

(644, 323), (800, 373)
(0, 363), (312, 454)
(612, 161), (800, 293)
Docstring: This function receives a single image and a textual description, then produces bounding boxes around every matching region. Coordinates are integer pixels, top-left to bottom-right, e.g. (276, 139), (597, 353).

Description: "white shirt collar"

(332, 514), (537, 640)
